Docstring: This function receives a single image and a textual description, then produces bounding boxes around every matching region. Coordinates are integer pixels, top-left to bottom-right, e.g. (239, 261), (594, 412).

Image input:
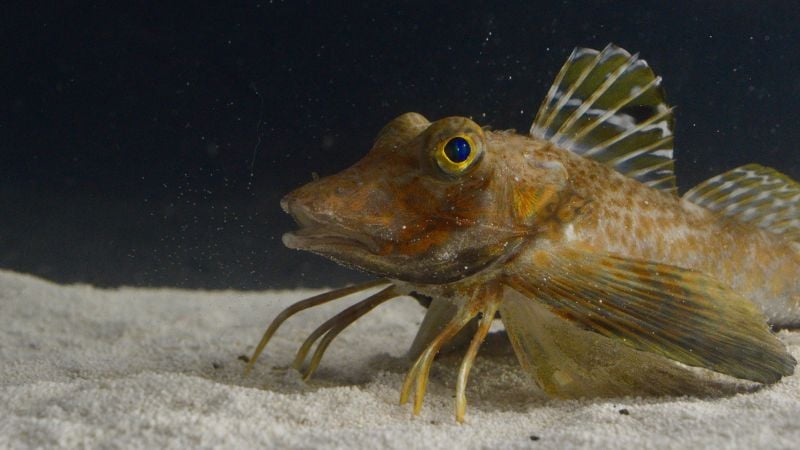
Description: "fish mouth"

(282, 227), (381, 255)
(281, 199), (382, 255)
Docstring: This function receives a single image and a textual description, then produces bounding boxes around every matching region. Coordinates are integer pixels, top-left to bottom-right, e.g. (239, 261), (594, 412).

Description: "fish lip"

(282, 204), (381, 254)
(282, 227), (381, 255)
(282, 228), (378, 254)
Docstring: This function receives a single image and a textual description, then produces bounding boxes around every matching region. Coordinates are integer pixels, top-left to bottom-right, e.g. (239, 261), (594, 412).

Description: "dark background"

(3, 1), (799, 289)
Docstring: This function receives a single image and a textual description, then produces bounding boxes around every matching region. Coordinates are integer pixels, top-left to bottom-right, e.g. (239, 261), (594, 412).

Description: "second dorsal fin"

(683, 164), (800, 242)
(531, 44), (676, 194)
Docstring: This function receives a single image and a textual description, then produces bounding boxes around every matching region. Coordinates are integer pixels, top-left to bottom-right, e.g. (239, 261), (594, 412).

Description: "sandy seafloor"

(1, 269), (799, 449)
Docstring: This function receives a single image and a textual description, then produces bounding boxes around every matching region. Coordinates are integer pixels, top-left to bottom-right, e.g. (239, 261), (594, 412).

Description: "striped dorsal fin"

(531, 44), (676, 194)
(683, 164), (800, 242)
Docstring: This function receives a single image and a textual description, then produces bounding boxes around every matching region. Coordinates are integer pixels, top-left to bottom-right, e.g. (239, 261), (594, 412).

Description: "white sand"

(1, 269), (799, 449)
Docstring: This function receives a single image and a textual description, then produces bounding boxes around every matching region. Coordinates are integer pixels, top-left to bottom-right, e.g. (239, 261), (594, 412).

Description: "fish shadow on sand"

(209, 330), (763, 416)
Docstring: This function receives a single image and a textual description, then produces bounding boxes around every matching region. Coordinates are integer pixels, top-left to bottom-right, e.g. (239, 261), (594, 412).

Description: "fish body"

(248, 45), (800, 422)
(502, 135), (800, 327)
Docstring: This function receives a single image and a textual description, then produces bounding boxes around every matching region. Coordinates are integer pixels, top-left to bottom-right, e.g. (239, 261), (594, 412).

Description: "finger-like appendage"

(400, 323), (457, 407)
(413, 315), (474, 414)
(412, 345), (439, 415)
(399, 353), (424, 405)
(398, 312), (473, 414)
(244, 279), (389, 376)
(292, 286), (397, 372)
(401, 284), (503, 417)
(301, 287), (398, 380)
(301, 323), (348, 380)
(455, 302), (498, 423)
(291, 318), (340, 372)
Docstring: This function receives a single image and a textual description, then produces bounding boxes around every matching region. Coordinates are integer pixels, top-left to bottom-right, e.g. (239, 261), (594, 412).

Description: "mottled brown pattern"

(262, 108), (798, 422)
(284, 110), (799, 340)
(432, 127), (800, 327)
(557, 150), (800, 326)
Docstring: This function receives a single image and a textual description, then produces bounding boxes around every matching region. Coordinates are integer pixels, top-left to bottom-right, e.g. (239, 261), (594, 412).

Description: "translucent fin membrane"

(531, 44), (676, 194)
(683, 164), (800, 242)
(500, 284), (766, 398)
(505, 248), (795, 384)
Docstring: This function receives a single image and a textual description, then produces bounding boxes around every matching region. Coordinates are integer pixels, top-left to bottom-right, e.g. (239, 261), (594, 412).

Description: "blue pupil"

(444, 137), (471, 163)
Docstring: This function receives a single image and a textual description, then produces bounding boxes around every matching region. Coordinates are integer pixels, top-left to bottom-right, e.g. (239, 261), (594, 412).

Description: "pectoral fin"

(504, 248), (796, 384)
(499, 287), (740, 398)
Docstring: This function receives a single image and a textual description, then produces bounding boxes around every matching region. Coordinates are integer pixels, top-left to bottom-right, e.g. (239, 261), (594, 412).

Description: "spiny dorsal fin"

(531, 44), (676, 194)
(683, 164), (800, 242)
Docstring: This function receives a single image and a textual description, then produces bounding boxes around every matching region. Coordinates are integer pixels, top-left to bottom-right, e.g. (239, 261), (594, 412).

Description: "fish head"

(281, 112), (570, 283)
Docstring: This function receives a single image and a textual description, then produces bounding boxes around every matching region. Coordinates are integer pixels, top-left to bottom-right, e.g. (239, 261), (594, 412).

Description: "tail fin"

(683, 164), (800, 246)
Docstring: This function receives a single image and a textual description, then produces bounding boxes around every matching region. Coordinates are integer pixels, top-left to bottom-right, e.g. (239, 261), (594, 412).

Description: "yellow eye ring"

(434, 134), (479, 175)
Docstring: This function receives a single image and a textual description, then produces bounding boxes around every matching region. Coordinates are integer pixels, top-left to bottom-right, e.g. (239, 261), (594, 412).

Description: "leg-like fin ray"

(399, 284), (503, 417)
(408, 296), (479, 360)
(244, 279), (389, 375)
(455, 302), (498, 422)
(399, 311), (473, 412)
(295, 286), (398, 379)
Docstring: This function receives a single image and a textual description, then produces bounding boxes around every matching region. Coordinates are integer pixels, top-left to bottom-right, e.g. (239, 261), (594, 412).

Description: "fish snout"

(282, 171), (373, 221)
(281, 176), (354, 229)
(280, 188), (325, 229)
(280, 175), (387, 256)
(279, 193), (292, 215)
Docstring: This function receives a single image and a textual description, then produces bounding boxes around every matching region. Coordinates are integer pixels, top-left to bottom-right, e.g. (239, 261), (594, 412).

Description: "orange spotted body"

(246, 45), (799, 422)
(506, 135), (800, 326)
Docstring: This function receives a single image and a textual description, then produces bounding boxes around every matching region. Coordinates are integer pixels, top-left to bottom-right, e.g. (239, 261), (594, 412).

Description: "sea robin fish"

(245, 45), (799, 422)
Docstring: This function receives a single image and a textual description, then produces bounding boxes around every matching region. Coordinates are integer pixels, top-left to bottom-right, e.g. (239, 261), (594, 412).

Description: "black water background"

(3, 1), (799, 289)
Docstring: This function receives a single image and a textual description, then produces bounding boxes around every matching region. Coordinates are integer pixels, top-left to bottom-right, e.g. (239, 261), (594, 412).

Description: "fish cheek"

(390, 177), (510, 279)
(388, 179), (453, 248)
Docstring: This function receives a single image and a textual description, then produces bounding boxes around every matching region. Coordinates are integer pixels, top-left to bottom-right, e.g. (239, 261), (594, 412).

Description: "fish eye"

(434, 134), (480, 175)
(444, 137), (471, 163)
